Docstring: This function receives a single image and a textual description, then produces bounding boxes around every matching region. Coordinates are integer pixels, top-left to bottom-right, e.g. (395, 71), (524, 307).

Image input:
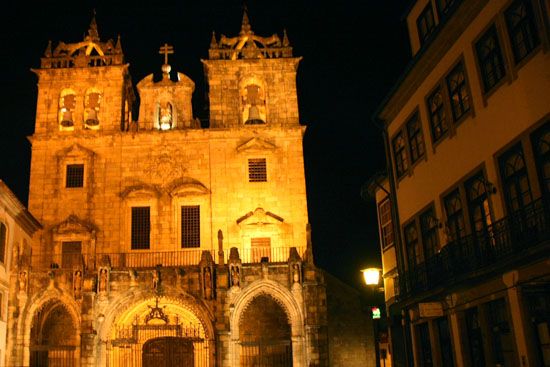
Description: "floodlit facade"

(1, 12), (365, 367)
(373, 0), (550, 366)
(0, 181), (41, 366)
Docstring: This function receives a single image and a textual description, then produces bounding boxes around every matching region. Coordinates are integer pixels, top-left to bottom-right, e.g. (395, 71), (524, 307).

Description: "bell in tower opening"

(59, 89), (76, 131)
(242, 83), (266, 125)
(84, 88), (101, 129)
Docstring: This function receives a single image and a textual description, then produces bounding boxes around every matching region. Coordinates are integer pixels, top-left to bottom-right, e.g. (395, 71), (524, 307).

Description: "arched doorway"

(239, 294), (292, 366)
(30, 300), (78, 366)
(142, 337), (194, 367)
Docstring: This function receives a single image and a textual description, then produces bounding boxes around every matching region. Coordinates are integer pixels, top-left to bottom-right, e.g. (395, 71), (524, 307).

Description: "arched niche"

(239, 76), (267, 125)
(59, 88), (77, 131)
(84, 87), (102, 130)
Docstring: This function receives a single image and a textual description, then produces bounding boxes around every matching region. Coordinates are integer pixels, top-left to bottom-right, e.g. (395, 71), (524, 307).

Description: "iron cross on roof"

(159, 43), (174, 65)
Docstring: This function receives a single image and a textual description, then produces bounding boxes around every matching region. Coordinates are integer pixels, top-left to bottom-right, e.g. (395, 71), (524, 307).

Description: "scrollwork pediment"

(56, 143), (95, 161)
(120, 183), (161, 200)
(237, 207), (284, 226)
(167, 177), (209, 197)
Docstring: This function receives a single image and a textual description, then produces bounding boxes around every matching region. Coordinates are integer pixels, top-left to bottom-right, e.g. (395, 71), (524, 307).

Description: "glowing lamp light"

(160, 122), (171, 131)
(362, 268), (381, 286)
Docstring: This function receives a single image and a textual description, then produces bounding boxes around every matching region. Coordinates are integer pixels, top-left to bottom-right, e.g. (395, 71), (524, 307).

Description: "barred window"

(62, 241), (82, 268)
(181, 205), (200, 248)
(0, 223), (6, 263)
(131, 207), (150, 250)
(378, 198), (394, 249)
(417, 3), (436, 45)
(427, 86), (449, 142)
(446, 61), (471, 121)
(476, 25), (506, 93)
(392, 131), (409, 178)
(66, 164), (84, 188)
(505, 0), (540, 63)
(407, 112), (425, 164)
(248, 158), (267, 182)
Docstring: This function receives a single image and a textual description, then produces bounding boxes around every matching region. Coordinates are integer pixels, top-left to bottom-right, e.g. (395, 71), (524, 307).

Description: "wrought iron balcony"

(400, 196), (550, 298)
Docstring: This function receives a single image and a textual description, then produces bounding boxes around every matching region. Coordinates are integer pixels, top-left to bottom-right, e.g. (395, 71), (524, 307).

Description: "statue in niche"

(158, 101), (173, 130)
(242, 84), (266, 124)
(204, 267), (213, 299)
(152, 270), (160, 292)
(292, 264), (300, 284)
(98, 268), (108, 292)
(74, 270), (82, 299)
(19, 271), (28, 293)
(231, 267), (240, 287)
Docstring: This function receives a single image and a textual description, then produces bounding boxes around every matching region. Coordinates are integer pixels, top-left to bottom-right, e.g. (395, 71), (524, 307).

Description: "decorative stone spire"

(86, 11), (100, 42)
(240, 5), (252, 35)
(44, 40), (52, 57)
(210, 31), (218, 49)
(115, 34), (122, 54)
(282, 29), (290, 47)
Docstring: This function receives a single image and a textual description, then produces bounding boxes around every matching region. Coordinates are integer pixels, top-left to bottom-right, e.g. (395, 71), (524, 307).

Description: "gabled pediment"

(237, 207), (284, 226)
(52, 214), (97, 235)
(236, 137), (277, 153)
(167, 177), (209, 197)
(56, 143), (95, 160)
(120, 183), (161, 199)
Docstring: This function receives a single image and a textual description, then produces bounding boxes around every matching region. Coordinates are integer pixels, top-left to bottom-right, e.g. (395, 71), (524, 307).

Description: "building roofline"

(0, 180), (42, 234)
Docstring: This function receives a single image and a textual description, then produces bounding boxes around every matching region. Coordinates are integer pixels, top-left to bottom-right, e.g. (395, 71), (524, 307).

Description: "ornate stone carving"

(199, 251), (214, 300)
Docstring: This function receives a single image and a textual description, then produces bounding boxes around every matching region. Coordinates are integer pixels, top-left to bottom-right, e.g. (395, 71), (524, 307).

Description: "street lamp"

(361, 267), (384, 367)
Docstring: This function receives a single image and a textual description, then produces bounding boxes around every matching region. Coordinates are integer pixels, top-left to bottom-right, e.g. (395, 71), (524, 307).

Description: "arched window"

(158, 101), (173, 130)
(84, 88), (101, 130)
(0, 222), (6, 264)
(241, 82), (267, 125)
(58, 89), (76, 131)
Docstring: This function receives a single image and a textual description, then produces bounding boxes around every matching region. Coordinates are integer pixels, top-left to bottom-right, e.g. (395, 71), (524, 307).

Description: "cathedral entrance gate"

(142, 337), (194, 367)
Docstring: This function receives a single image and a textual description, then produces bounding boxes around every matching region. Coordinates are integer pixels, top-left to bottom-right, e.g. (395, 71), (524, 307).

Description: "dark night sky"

(0, 1), (410, 289)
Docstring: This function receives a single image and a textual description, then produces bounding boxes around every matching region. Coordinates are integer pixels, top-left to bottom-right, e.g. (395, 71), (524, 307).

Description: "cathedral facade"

(6, 13), (333, 367)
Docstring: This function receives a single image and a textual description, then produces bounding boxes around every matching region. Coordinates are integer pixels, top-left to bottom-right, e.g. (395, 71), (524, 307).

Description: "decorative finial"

(240, 4), (252, 35)
(210, 31), (218, 49)
(282, 29), (290, 47)
(159, 43), (174, 79)
(115, 34), (122, 53)
(86, 9), (100, 42)
(44, 40), (53, 57)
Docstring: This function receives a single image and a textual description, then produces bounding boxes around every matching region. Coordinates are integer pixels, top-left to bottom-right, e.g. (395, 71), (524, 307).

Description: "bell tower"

(32, 15), (134, 135)
(203, 9), (301, 128)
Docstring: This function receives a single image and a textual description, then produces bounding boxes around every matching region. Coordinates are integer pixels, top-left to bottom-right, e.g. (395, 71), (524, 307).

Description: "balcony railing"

(30, 246), (306, 270)
(401, 196), (550, 297)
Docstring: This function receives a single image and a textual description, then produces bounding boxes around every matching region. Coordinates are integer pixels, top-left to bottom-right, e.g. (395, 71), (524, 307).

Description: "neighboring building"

(373, 0), (550, 366)
(5, 11), (373, 367)
(0, 181), (41, 366)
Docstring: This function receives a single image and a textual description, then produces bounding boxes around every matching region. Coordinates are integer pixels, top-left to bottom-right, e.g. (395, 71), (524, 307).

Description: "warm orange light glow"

(362, 268), (381, 286)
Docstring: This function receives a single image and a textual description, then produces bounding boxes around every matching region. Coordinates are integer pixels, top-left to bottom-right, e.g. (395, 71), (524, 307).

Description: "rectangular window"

(436, 317), (455, 366)
(427, 86), (449, 142)
(443, 189), (466, 242)
(392, 131), (409, 178)
(181, 205), (200, 248)
(505, 0), (540, 63)
(248, 158), (267, 182)
(378, 198), (394, 249)
(251, 237), (271, 262)
(407, 112), (426, 164)
(446, 61), (471, 122)
(131, 207), (150, 250)
(476, 25), (507, 93)
(499, 143), (533, 212)
(420, 207), (439, 260)
(404, 221), (422, 269)
(531, 122), (550, 196)
(417, 3), (436, 45)
(62, 241), (82, 268)
(66, 164), (84, 188)
(0, 223), (5, 264)
(417, 322), (434, 366)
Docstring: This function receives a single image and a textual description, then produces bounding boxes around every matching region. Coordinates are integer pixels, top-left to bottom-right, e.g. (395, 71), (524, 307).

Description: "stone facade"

(6, 12), (337, 367)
